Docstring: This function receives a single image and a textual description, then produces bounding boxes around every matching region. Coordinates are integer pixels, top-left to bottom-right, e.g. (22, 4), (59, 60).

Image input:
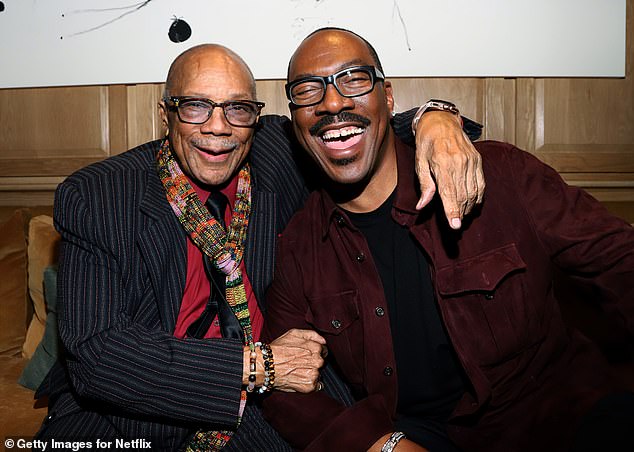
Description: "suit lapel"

(134, 150), (280, 328)
(138, 167), (187, 333)
(245, 188), (277, 314)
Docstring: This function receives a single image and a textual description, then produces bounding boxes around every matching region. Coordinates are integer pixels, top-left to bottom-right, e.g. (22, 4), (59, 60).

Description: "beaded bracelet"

(246, 341), (257, 393)
(257, 342), (275, 394)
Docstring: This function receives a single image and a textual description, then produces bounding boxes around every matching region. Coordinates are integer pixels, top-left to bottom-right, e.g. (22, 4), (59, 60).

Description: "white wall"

(0, 0), (626, 88)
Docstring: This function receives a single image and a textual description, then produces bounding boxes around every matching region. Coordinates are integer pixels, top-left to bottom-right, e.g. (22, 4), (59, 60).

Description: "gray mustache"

(191, 138), (239, 150)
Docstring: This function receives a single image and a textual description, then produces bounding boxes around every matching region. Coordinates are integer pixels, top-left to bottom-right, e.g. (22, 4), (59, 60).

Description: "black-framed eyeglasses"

(163, 96), (265, 127)
(285, 65), (385, 107)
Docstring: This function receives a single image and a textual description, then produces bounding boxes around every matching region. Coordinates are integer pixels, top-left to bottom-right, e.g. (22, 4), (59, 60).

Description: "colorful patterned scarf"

(156, 138), (254, 451)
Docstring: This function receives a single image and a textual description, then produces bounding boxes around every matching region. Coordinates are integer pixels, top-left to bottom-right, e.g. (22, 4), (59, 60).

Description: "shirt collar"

(187, 170), (240, 208)
(319, 136), (420, 238)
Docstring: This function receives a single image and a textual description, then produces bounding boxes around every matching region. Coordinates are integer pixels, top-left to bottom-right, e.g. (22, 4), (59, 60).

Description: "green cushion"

(18, 265), (60, 390)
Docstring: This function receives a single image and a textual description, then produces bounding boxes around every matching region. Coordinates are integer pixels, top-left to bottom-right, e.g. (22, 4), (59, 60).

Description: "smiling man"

(34, 43), (484, 451)
(262, 28), (634, 452)
(160, 48), (259, 187)
(289, 67), (392, 190)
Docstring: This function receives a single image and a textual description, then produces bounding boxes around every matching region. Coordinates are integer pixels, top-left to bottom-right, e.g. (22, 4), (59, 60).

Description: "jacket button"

(383, 366), (393, 376)
(485, 292), (494, 300)
(375, 307), (385, 317)
(331, 319), (342, 329)
(334, 214), (345, 226)
(356, 252), (366, 263)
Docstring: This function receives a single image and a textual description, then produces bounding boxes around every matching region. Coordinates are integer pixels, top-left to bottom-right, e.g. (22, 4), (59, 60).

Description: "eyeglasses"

(285, 65), (385, 107)
(163, 96), (265, 127)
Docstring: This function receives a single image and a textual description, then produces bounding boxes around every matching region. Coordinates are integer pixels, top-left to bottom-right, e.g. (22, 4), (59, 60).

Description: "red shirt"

(173, 175), (263, 340)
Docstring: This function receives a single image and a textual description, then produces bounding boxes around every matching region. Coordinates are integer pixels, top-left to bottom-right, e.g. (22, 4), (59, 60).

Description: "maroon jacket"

(262, 139), (634, 452)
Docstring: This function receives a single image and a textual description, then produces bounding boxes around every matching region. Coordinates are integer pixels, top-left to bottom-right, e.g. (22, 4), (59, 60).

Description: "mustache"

(190, 138), (239, 150)
(309, 112), (371, 136)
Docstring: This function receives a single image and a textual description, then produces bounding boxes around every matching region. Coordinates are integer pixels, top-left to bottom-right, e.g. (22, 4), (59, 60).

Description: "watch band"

(412, 99), (461, 136)
(381, 431), (406, 452)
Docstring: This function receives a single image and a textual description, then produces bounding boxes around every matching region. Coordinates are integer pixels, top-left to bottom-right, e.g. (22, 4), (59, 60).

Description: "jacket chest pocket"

(435, 243), (539, 367)
(306, 290), (364, 384)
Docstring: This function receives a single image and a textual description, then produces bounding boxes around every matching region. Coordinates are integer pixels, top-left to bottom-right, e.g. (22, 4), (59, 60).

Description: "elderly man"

(262, 28), (634, 452)
(34, 43), (482, 451)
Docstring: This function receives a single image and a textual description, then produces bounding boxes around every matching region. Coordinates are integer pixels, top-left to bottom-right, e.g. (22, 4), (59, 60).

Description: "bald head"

(288, 27), (383, 81)
(164, 44), (256, 98)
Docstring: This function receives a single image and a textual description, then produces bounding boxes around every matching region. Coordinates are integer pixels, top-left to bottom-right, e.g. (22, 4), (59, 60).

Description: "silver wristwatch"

(412, 99), (461, 135)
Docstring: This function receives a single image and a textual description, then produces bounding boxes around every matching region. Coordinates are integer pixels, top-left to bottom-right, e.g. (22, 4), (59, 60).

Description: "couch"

(0, 206), (59, 440)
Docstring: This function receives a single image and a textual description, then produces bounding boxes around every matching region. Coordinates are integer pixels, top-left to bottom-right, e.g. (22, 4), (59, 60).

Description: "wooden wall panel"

(256, 80), (290, 117)
(0, 86), (108, 156)
(0, 85), (129, 204)
(125, 84), (165, 150)
(517, 78), (634, 173)
(483, 78), (516, 144)
(390, 78), (484, 123)
(0, 86), (119, 175)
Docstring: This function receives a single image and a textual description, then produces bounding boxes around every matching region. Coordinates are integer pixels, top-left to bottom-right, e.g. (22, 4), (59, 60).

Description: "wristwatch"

(412, 99), (461, 136)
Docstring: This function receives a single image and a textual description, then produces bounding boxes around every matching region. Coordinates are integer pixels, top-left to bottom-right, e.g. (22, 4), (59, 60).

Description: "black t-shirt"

(346, 191), (465, 446)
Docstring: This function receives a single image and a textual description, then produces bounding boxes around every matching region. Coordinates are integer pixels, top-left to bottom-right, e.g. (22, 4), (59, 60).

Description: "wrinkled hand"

(269, 328), (327, 393)
(414, 110), (485, 229)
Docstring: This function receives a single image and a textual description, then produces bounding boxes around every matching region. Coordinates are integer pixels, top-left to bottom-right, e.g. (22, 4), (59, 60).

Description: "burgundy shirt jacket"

(262, 138), (634, 452)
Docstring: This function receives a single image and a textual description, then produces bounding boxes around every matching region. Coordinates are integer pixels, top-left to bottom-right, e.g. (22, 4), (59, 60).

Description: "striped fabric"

(35, 112), (420, 450)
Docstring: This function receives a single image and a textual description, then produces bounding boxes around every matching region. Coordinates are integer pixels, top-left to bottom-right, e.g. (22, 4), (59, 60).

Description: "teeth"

(322, 126), (364, 140)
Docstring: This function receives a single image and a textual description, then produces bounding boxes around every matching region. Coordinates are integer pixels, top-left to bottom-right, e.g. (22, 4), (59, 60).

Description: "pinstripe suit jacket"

(34, 109), (453, 450)
(36, 115), (316, 451)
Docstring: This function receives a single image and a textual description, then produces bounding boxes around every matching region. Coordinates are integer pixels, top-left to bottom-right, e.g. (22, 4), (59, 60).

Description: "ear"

(158, 101), (169, 135)
(384, 80), (394, 113)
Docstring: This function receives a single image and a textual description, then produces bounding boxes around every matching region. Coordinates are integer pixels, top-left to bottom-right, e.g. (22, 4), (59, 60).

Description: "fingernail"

(451, 218), (461, 229)
(416, 199), (424, 210)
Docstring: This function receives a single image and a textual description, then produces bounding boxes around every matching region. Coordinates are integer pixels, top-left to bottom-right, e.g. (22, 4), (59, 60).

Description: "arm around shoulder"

(393, 104), (485, 229)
